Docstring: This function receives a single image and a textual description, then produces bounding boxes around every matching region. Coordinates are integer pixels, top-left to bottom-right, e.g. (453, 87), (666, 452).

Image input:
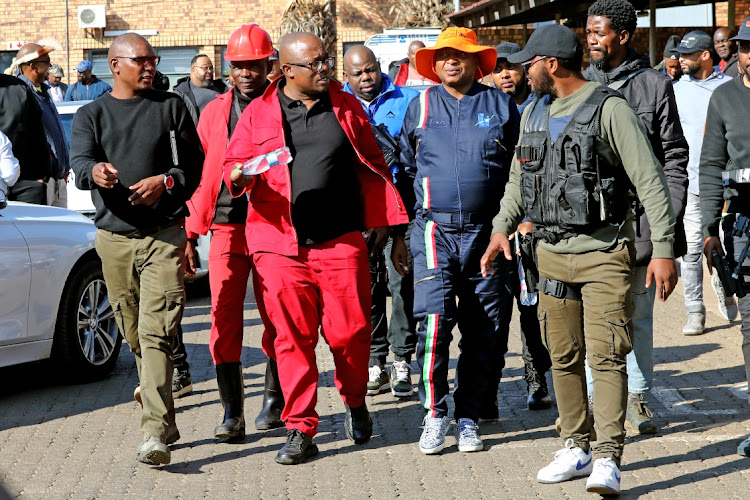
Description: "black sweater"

(70, 89), (204, 233)
(699, 75), (750, 238)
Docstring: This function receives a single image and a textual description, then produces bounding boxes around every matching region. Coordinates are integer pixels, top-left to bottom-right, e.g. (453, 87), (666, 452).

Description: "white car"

(56, 101), (210, 282)
(0, 201), (121, 379)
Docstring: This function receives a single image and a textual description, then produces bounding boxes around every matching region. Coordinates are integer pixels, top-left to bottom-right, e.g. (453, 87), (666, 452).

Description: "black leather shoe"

(527, 376), (553, 411)
(345, 402), (373, 444)
(214, 362), (246, 440)
(275, 429), (319, 465)
(255, 358), (285, 430)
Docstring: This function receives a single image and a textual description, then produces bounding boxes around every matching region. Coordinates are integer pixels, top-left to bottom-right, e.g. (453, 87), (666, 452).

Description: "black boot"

(527, 371), (553, 411)
(255, 358), (285, 430)
(344, 402), (373, 444)
(214, 362), (245, 440)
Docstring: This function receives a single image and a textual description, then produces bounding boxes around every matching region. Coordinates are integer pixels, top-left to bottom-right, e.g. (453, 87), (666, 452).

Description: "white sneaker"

(682, 306), (706, 336)
(711, 273), (738, 321)
(586, 457), (621, 495)
(537, 438), (593, 483)
(419, 416), (451, 455)
(367, 365), (390, 395)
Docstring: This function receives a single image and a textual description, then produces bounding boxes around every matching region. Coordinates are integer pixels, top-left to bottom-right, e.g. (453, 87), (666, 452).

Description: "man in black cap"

(700, 15), (750, 457)
(714, 27), (740, 77)
(582, 0), (688, 437)
(661, 35), (683, 82)
(673, 30), (732, 337)
(491, 42), (534, 113)
(481, 23), (677, 496)
(489, 41), (552, 411)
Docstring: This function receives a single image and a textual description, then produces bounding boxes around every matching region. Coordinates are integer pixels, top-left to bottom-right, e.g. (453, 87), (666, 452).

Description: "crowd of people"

(2, 0), (750, 495)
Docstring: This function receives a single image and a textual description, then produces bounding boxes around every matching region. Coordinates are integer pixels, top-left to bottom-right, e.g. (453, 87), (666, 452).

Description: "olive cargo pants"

(536, 242), (634, 464)
(95, 224), (187, 439)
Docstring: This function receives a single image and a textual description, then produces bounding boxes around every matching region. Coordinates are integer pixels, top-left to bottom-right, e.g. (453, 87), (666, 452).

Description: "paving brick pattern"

(1, 274), (749, 499)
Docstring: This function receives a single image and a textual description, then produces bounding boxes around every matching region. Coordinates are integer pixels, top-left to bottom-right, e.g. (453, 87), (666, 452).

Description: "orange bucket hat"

(414, 27), (497, 82)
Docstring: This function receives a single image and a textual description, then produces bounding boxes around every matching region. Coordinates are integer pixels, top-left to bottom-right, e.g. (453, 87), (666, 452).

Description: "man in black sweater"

(70, 33), (203, 466)
(700, 16), (750, 458)
(582, 0), (688, 436)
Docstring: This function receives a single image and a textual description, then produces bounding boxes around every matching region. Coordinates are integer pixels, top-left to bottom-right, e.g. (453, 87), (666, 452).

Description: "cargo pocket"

(538, 306), (550, 351)
(604, 304), (633, 358)
(164, 289), (185, 338)
(413, 269), (445, 317)
(111, 297), (138, 352)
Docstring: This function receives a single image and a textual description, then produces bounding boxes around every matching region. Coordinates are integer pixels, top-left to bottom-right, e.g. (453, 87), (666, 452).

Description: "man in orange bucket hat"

(397, 26), (520, 454)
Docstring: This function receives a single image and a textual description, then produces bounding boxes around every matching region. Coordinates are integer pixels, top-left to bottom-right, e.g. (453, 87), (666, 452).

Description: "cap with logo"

(495, 42), (521, 61)
(730, 16), (750, 42)
(673, 30), (713, 54)
(76, 60), (93, 72)
(506, 24), (581, 64)
(663, 35), (681, 60)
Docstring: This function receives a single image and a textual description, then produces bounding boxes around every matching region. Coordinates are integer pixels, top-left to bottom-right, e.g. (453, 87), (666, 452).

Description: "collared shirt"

(277, 79), (361, 245)
(190, 81), (221, 111)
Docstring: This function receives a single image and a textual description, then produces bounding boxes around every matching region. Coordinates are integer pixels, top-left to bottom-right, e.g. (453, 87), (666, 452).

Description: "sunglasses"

(521, 56), (548, 71)
(114, 56), (160, 67)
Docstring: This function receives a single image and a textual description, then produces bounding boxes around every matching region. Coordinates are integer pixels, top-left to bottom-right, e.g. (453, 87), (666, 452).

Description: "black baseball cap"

(663, 35), (681, 60)
(507, 24), (581, 64)
(495, 42), (521, 61)
(674, 30), (713, 53)
(730, 16), (750, 42)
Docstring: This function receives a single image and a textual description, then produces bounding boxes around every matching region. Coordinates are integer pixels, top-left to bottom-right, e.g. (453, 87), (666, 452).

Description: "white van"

(364, 28), (441, 75)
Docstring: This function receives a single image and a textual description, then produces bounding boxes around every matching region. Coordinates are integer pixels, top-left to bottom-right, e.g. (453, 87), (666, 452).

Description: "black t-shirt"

(212, 87), (257, 225)
(277, 80), (362, 245)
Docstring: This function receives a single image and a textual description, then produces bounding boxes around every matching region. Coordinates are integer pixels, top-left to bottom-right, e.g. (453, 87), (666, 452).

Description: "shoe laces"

(286, 429), (306, 450)
(593, 457), (618, 474)
(393, 361), (410, 381)
(457, 419), (479, 440)
(423, 417), (447, 438)
(633, 399), (653, 419)
(552, 438), (581, 463)
(368, 365), (382, 380)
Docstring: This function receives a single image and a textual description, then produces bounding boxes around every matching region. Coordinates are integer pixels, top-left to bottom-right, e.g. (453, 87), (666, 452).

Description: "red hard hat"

(225, 24), (274, 61)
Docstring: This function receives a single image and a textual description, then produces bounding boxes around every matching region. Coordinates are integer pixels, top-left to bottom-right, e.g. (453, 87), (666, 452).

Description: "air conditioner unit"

(78, 5), (106, 29)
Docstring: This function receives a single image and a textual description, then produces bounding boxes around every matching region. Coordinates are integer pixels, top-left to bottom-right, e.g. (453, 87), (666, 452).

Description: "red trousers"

(208, 224), (251, 364)
(253, 231), (372, 437)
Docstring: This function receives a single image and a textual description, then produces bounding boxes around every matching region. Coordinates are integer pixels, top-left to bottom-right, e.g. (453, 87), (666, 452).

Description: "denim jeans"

(682, 193), (704, 310)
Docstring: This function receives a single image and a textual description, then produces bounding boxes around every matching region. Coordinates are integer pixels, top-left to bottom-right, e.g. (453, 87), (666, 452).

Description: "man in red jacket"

(224, 32), (409, 465)
(185, 24), (284, 442)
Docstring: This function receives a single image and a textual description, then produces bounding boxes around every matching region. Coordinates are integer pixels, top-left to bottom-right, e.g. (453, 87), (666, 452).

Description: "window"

(0, 51), (15, 75)
(90, 46), (199, 91)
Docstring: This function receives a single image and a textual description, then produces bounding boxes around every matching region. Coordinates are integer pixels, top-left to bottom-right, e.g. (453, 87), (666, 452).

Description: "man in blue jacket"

(398, 27), (519, 454)
(65, 60), (111, 101)
(343, 45), (420, 400)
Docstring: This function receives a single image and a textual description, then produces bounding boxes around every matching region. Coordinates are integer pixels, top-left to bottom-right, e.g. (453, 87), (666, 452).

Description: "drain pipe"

(454, 0), (460, 12)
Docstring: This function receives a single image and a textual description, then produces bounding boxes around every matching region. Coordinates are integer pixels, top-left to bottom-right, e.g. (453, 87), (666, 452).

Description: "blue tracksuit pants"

(412, 212), (512, 421)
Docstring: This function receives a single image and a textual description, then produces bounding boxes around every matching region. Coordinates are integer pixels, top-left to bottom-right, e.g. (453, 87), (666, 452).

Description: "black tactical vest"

(517, 86), (629, 243)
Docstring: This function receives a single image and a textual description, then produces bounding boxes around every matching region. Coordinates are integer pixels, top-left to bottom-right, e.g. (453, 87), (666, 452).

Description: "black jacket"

(0, 75), (51, 181)
(584, 49), (689, 264)
(173, 76), (228, 125)
(722, 52), (740, 78)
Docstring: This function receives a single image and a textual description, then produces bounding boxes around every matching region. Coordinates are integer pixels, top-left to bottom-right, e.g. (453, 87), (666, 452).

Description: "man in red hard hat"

(224, 32), (409, 465)
(184, 24), (284, 442)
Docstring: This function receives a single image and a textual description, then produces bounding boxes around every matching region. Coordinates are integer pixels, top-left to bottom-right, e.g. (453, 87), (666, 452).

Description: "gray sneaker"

(172, 368), (193, 398)
(390, 360), (413, 397)
(419, 416), (451, 455)
(455, 418), (483, 452)
(367, 365), (390, 395)
(625, 393), (657, 434)
(137, 436), (170, 465)
(711, 273), (738, 322)
(683, 305), (706, 336)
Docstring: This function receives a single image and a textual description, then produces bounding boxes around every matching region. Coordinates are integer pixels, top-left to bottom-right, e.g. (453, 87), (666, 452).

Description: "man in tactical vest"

(582, 0), (689, 436)
(481, 24), (677, 496)
(700, 16), (750, 457)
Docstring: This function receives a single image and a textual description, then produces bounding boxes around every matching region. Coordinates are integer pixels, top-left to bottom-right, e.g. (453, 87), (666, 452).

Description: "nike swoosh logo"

(576, 457), (592, 470)
(614, 471), (621, 482)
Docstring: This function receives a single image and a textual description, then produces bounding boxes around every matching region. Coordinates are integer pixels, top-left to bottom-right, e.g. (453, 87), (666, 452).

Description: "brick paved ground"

(1, 271), (749, 499)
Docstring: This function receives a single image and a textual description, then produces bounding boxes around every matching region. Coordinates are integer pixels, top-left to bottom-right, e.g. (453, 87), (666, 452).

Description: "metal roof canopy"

(446, 0), (734, 28)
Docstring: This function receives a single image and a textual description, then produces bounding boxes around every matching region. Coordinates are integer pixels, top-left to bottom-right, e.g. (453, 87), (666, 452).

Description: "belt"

(111, 220), (183, 239)
(421, 210), (492, 225)
(539, 276), (581, 301)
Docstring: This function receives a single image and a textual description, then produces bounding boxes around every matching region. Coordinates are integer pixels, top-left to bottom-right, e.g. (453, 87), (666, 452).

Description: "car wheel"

(53, 259), (122, 381)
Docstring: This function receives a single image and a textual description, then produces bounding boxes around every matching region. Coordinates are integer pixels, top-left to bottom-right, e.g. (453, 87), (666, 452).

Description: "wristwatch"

(164, 174), (174, 190)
